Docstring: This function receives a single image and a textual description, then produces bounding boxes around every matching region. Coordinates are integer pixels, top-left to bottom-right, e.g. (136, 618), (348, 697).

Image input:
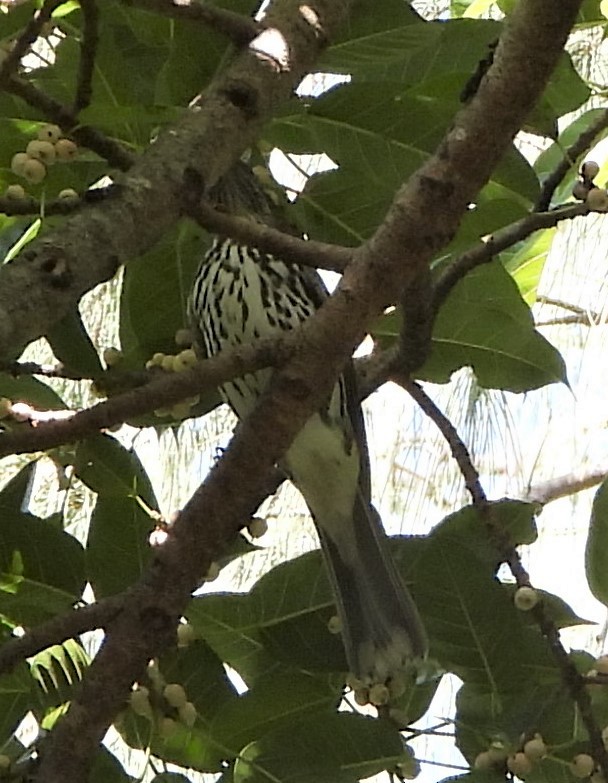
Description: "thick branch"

(0, 0), (348, 359)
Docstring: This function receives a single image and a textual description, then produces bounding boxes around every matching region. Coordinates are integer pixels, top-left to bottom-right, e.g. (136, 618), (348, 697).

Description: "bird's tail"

(315, 491), (428, 687)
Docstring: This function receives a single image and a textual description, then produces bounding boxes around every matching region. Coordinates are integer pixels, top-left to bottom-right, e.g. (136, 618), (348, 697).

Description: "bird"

(187, 162), (428, 690)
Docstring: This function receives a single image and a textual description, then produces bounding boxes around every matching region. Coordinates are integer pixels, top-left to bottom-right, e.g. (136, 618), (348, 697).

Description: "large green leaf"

(0, 664), (32, 743)
(233, 713), (406, 783)
(269, 84), (537, 246)
(74, 435), (158, 596)
(585, 479), (608, 607)
(0, 463), (86, 624)
(46, 307), (103, 377)
(119, 221), (206, 364)
(373, 262), (568, 391)
(0, 372), (66, 410)
(209, 670), (338, 760)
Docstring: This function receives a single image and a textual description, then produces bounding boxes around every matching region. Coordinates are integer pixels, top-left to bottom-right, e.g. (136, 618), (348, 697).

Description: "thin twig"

(0, 597), (124, 676)
(196, 202), (352, 273)
(0, 0), (65, 83)
(3, 75), (134, 171)
(535, 107), (608, 211)
(397, 375), (608, 780)
(119, 0), (260, 45)
(432, 203), (586, 315)
(0, 335), (287, 457)
(72, 0), (99, 114)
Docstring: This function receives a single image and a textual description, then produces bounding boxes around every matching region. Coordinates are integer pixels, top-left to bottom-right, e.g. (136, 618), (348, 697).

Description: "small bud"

(368, 683), (390, 706)
(353, 687), (370, 706)
(178, 701), (197, 728)
(581, 160), (600, 181)
(327, 615), (342, 634)
(514, 586), (540, 611)
(507, 752), (533, 779)
(11, 152), (29, 176)
(203, 561), (220, 582)
(26, 139), (56, 165)
(38, 124), (62, 143)
(130, 688), (153, 719)
(22, 158), (46, 184)
(5, 183), (26, 201)
(103, 347), (123, 367)
(58, 188), (80, 205)
(55, 138), (78, 161)
(474, 751), (494, 770)
(586, 187), (608, 212)
(248, 517), (268, 539)
(176, 348), (198, 369)
(570, 754), (595, 778)
(159, 716), (178, 738)
(523, 735), (547, 761)
(163, 683), (187, 708)
(170, 401), (193, 420)
(177, 623), (196, 648)
(175, 328), (194, 348)
(573, 180), (591, 201)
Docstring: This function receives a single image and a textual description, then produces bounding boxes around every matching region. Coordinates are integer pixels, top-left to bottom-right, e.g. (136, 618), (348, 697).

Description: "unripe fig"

(37, 123), (62, 143)
(570, 754), (595, 778)
(514, 586), (540, 611)
(26, 139), (56, 165)
(55, 138), (78, 161)
(22, 158), (46, 184)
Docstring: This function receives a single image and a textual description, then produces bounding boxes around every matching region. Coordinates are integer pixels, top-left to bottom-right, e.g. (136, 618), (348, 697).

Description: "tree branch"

(397, 376), (608, 780)
(432, 203), (586, 314)
(524, 467), (608, 505)
(0, 336), (287, 457)
(0, 597), (124, 676)
(196, 201), (351, 272)
(120, 0), (261, 45)
(72, 0), (99, 114)
(0, 0), (64, 83)
(536, 107), (608, 211)
(26, 1), (586, 780)
(2, 75), (135, 170)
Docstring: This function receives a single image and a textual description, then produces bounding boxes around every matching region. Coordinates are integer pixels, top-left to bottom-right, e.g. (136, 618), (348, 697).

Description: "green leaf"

(233, 713), (405, 783)
(269, 84), (537, 245)
(535, 109), (608, 206)
(412, 263), (567, 391)
(0, 464), (86, 623)
(404, 532), (557, 691)
(503, 228), (556, 304)
(160, 639), (238, 727)
(585, 479), (608, 607)
(209, 670), (338, 759)
(74, 433), (156, 501)
(86, 493), (155, 597)
(90, 747), (134, 783)
(119, 221), (204, 362)
(0, 664), (32, 741)
(0, 372), (66, 410)
(46, 307), (103, 377)
(74, 435), (159, 596)
(29, 639), (89, 713)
